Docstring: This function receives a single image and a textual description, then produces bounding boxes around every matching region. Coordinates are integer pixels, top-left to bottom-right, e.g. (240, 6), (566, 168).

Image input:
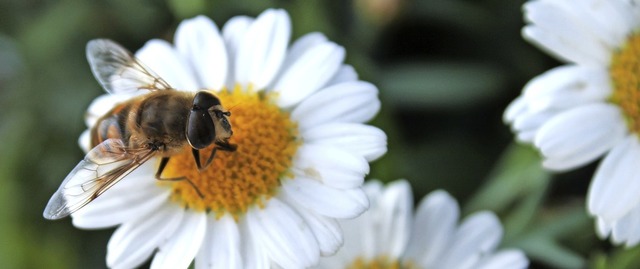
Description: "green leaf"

(465, 143), (548, 214)
(590, 245), (640, 269)
(379, 62), (508, 110)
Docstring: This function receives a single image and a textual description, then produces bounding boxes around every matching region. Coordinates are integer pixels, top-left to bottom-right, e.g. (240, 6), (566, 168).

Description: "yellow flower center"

(610, 33), (640, 133)
(346, 256), (418, 269)
(160, 87), (299, 219)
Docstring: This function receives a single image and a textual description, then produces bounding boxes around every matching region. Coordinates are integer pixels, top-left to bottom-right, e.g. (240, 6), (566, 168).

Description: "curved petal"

(293, 144), (369, 189)
(234, 9), (291, 89)
(588, 136), (640, 222)
(84, 93), (137, 128)
(611, 204), (640, 247)
(106, 202), (184, 269)
(360, 180), (384, 258)
(503, 96), (527, 124)
(195, 214), (242, 269)
(280, 32), (328, 69)
(221, 15), (253, 90)
(151, 210), (207, 269)
(566, 0), (634, 49)
(476, 249), (529, 269)
(405, 190), (459, 268)
(595, 217), (612, 239)
(522, 65), (611, 113)
(291, 81), (380, 131)
(282, 197), (343, 256)
(247, 198), (320, 268)
(175, 15), (228, 90)
(239, 219), (270, 269)
(281, 177), (369, 219)
(436, 212), (503, 269)
(326, 65), (358, 87)
(376, 180), (413, 258)
(274, 42), (345, 108)
(72, 185), (169, 229)
(512, 109), (558, 144)
(522, 0), (609, 65)
(302, 122), (387, 162)
(534, 103), (626, 171)
(135, 39), (199, 91)
(78, 129), (91, 153)
(72, 161), (168, 229)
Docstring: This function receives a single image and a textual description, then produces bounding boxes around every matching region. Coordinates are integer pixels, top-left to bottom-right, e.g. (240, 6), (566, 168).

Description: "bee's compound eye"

(193, 92), (221, 110)
(187, 108), (216, 149)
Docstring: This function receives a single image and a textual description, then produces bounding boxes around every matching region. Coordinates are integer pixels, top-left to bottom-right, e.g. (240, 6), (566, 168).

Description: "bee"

(43, 39), (237, 220)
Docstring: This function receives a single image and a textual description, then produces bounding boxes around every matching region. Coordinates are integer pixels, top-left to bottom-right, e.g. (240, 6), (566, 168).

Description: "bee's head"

(186, 91), (233, 149)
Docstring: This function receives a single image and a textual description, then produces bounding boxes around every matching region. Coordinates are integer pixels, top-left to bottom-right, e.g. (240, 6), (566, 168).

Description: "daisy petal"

(247, 198), (319, 268)
(240, 220), (270, 269)
(136, 39), (199, 90)
(589, 136), (640, 221)
(476, 249), (529, 269)
(504, 96), (527, 124)
(328, 65), (358, 88)
(279, 32), (328, 70)
(523, 1), (608, 65)
(436, 212), (503, 269)
(512, 109), (557, 143)
(293, 144), (369, 189)
(72, 161), (168, 229)
(72, 186), (169, 229)
(84, 93), (137, 128)
(284, 199), (343, 256)
(405, 190), (459, 268)
(611, 204), (640, 246)
(281, 176), (369, 219)
(292, 81), (380, 131)
(274, 42), (345, 108)
(175, 15), (228, 90)
(302, 122), (387, 162)
(195, 214), (242, 269)
(235, 9), (291, 89)
(595, 217), (612, 239)
(78, 130), (91, 153)
(151, 210), (207, 269)
(361, 181), (384, 257)
(535, 103), (625, 171)
(564, 0), (629, 50)
(107, 202), (184, 269)
(222, 15), (253, 90)
(522, 65), (610, 113)
(377, 180), (413, 258)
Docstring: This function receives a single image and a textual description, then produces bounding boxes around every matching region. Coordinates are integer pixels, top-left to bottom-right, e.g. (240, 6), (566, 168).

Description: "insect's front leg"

(215, 141), (237, 152)
(156, 156), (204, 198)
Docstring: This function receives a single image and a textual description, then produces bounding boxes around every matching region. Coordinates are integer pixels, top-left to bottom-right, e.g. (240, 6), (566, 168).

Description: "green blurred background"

(0, 0), (637, 268)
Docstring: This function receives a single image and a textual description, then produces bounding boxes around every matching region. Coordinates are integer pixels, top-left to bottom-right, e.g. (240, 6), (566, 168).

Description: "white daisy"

(314, 180), (529, 269)
(71, 9), (386, 269)
(504, 0), (640, 246)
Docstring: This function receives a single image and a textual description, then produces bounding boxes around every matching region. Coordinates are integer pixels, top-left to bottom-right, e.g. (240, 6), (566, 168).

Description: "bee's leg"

(200, 147), (218, 171)
(156, 157), (204, 198)
(199, 141), (238, 171)
(215, 141), (238, 152)
(191, 148), (203, 170)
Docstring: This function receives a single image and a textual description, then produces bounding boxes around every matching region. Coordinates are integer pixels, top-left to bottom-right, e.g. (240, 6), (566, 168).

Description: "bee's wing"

(86, 39), (174, 94)
(43, 139), (156, 220)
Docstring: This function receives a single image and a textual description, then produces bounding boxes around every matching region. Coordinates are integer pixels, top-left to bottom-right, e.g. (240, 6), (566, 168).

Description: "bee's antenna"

(227, 102), (242, 111)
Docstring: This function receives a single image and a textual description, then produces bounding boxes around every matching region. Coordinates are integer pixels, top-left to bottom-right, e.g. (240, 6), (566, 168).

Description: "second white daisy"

(315, 180), (529, 269)
(504, 0), (640, 246)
